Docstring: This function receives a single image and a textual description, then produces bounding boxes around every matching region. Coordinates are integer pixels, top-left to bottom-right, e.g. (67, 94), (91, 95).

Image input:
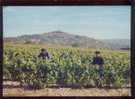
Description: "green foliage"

(3, 44), (130, 89)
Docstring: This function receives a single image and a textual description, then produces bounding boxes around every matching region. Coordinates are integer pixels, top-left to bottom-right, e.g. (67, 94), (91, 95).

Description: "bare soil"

(3, 81), (131, 96)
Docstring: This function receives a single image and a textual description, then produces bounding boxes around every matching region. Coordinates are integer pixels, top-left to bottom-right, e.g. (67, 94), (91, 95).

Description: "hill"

(4, 31), (130, 50)
(101, 39), (130, 50)
(4, 31), (110, 49)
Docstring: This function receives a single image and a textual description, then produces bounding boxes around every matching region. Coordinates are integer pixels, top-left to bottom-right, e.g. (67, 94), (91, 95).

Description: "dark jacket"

(92, 56), (104, 65)
(38, 52), (50, 59)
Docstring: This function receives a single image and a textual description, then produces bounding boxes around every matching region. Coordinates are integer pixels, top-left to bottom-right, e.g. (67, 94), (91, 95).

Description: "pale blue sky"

(3, 6), (131, 39)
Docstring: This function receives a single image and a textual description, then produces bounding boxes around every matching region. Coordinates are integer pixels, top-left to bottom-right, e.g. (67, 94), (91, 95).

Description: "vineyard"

(3, 43), (131, 89)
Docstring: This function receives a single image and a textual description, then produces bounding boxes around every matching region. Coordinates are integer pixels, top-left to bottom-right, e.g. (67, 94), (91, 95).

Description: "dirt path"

(3, 81), (131, 96)
(3, 87), (131, 96)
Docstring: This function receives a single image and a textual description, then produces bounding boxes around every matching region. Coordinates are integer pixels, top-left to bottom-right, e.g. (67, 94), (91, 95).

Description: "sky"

(3, 6), (131, 39)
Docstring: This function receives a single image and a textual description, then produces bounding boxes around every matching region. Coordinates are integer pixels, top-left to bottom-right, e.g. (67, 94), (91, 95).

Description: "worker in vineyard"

(38, 48), (50, 60)
(92, 51), (104, 78)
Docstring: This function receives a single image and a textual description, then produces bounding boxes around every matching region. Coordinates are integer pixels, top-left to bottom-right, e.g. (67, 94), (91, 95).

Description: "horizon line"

(4, 30), (130, 40)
